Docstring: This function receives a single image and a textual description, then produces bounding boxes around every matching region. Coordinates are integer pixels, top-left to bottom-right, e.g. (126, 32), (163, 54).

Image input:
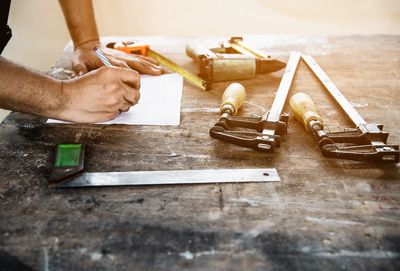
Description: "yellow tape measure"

(108, 41), (210, 91)
(147, 49), (210, 91)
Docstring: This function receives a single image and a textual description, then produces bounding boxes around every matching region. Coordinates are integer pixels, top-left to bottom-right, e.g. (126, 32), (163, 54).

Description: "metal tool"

(55, 168), (280, 188)
(107, 41), (210, 91)
(186, 36), (286, 84)
(48, 144), (280, 187)
(290, 55), (399, 163)
(210, 51), (301, 152)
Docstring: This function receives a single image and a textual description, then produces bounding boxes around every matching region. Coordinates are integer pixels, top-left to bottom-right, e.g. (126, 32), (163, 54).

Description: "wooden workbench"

(0, 35), (399, 271)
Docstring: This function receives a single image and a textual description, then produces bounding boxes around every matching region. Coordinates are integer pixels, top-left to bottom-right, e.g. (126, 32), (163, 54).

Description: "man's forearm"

(58, 0), (99, 48)
(0, 57), (65, 118)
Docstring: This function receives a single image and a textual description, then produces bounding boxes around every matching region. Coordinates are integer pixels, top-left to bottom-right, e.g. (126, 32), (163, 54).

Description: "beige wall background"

(1, 0), (400, 120)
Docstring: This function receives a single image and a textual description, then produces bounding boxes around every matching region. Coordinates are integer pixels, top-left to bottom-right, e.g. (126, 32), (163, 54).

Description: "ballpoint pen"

(93, 47), (112, 67)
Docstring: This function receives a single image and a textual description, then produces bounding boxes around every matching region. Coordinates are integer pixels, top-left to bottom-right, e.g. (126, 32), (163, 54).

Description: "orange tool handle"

(106, 41), (149, 56)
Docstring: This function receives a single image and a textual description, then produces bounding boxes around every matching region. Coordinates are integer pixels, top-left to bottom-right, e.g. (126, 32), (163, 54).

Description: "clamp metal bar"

(302, 54), (366, 126)
(266, 51), (301, 123)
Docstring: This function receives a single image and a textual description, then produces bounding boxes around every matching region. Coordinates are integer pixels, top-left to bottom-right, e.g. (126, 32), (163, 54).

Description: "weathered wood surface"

(0, 35), (399, 271)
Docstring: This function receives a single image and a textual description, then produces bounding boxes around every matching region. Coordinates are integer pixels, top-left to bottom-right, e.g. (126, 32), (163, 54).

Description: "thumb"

(115, 68), (141, 90)
(73, 62), (88, 76)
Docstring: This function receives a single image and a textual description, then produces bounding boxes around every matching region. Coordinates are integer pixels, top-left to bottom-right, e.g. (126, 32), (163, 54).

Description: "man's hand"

(58, 0), (162, 76)
(0, 57), (140, 124)
(59, 66), (141, 123)
(73, 41), (163, 76)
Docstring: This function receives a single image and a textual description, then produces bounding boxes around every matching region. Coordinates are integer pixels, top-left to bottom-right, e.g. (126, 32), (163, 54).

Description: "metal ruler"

(147, 48), (210, 91)
(54, 168), (280, 188)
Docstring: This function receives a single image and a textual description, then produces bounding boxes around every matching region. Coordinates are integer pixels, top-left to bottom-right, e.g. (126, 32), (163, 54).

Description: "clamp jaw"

(317, 123), (399, 163)
(209, 113), (289, 152)
(297, 54), (399, 164)
(209, 52), (300, 153)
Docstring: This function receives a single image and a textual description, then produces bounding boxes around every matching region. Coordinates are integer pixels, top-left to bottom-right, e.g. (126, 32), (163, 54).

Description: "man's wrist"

(45, 78), (71, 121)
(74, 38), (100, 50)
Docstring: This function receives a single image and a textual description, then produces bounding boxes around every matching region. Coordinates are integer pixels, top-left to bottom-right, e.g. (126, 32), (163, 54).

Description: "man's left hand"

(73, 40), (163, 76)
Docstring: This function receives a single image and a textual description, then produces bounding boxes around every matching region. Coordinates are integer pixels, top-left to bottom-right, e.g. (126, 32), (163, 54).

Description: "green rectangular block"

(54, 144), (82, 167)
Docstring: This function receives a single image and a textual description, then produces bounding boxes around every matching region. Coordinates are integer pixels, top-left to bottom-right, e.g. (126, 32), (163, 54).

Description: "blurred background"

(1, 0), (400, 120)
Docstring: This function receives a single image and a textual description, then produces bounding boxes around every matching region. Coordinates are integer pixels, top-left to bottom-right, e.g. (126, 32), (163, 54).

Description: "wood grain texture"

(0, 35), (399, 271)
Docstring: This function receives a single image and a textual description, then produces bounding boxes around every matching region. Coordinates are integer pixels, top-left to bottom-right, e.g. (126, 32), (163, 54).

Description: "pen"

(93, 47), (112, 67)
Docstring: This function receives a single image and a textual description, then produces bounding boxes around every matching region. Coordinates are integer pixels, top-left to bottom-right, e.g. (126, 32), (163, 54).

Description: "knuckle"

(98, 66), (114, 76)
(135, 91), (140, 102)
(126, 88), (140, 103)
(126, 69), (140, 79)
(104, 83), (122, 94)
(132, 70), (140, 78)
(108, 98), (121, 107)
(120, 105), (131, 112)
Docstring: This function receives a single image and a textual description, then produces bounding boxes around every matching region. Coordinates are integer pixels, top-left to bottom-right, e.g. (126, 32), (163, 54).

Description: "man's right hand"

(58, 66), (140, 123)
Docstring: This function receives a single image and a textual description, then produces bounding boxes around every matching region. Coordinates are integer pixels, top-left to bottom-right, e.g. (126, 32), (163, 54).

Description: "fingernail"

(79, 71), (84, 76)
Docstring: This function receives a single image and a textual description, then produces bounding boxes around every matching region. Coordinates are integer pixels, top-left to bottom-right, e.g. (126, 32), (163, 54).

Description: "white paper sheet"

(47, 73), (183, 125)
